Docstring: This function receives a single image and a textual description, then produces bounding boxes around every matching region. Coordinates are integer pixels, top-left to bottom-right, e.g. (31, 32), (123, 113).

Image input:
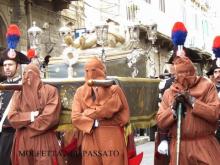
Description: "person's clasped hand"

(172, 93), (187, 118)
(172, 92), (195, 118)
(181, 92), (195, 107)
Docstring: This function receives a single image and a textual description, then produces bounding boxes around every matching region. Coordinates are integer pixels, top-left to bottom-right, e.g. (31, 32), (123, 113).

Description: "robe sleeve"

(71, 89), (94, 134)
(8, 91), (32, 129)
(156, 90), (176, 130)
(83, 86), (130, 126)
(192, 83), (220, 123)
(27, 86), (61, 137)
(110, 86), (130, 126)
(84, 86), (122, 116)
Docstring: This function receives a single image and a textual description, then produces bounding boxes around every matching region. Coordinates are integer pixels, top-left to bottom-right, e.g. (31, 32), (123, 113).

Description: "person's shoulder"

(199, 76), (214, 86)
(194, 76), (216, 91)
(160, 87), (173, 104)
(110, 84), (122, 92)
(12, 90), (22, 99)
(44, 83), (57, 89)
(70, 84), (87, 96)
(163, 87), (173, 95)
(43, 84), (59, 94)
(76, 85), (85, 92)
(1, 79), (7, 84)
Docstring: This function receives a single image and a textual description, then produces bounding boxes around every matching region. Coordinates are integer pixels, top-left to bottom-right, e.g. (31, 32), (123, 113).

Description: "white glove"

(93, 119), (99, 128)
(158, 140), (169, 155)
(30, 111), (39, 122)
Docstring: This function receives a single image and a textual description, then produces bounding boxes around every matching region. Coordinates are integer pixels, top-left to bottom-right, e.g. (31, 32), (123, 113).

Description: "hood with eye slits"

(81, 57), (112, 107)
(21, 63), (42, 111)
(84, 57), (106, 81)
(171, 56), (199, 91)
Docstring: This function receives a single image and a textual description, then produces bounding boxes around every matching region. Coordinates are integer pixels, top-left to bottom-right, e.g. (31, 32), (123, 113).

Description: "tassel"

(212, 36), (220, 67)
(171, 22), (187, 47)
(6, 24), (21, 49)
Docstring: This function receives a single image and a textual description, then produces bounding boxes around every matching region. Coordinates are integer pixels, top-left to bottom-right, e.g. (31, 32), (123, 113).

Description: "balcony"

(33, 0), (79, 11)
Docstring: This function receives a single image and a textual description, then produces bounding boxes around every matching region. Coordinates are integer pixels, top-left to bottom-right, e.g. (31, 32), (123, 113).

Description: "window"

(159, 0), (165, 12)
(202, 20), (209, 36)
(182, 7), (186, 23)
(195, 14), (198, 30)
(126, 3), (138, 21)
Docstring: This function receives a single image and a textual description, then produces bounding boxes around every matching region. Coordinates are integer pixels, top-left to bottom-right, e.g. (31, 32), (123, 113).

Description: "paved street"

(136, 141), (155, 165)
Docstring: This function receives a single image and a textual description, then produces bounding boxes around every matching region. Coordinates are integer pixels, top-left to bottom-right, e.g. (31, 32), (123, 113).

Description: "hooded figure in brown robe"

(71, 57), (130, 165)
(156, 56), (220, 165)
(7, 64), (64, 165)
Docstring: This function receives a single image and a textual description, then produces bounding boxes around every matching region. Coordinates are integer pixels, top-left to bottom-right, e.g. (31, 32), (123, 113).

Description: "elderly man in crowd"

(157, 54), (220, 164)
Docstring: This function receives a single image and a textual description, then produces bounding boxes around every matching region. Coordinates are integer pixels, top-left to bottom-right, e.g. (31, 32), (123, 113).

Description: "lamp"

(95, 24), (108, 62)
(127, 49), (140, 77)
(126, 25), (141, 77)
(128, 25), (140, 42)
(28, 21), (42, 50)
(41, 22), (55, 55)
(28, 21), (44, 77)
(145, 23), (157, 78)
(146, 23), (157, 45)
(127, 23), (158, 78)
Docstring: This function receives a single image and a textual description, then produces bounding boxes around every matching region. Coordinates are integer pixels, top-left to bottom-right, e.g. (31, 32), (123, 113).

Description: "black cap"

(167, 47), (202, 64)
(206, 59), (219, 76)
(0, 48), (30, 66)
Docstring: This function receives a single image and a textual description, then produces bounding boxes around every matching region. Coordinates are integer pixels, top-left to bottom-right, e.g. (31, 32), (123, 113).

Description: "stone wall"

(0, 0), (83, 57)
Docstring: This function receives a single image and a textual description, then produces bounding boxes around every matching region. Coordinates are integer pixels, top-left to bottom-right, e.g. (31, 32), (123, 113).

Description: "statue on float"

(71, 19), (126, 50)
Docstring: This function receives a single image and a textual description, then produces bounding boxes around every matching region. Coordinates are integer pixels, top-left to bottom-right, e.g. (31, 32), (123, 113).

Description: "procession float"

(45, 23), (161, 140)
(0, 21), (210, 164)
(22, 20), (210, 141)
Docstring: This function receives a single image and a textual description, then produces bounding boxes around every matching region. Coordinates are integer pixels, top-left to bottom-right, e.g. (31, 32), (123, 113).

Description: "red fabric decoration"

(127, 149), (136, 159)
(128, 152), (143, 165)
(52, 156), (58, 165)
(61, 137), (78, 155)
(27, 49), (36, 59)
(126, 131), (143, 165)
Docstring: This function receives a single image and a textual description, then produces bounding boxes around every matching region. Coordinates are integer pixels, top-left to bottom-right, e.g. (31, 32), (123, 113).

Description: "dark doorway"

(0, 16), (7, 51)
(0, 16), (7, 82)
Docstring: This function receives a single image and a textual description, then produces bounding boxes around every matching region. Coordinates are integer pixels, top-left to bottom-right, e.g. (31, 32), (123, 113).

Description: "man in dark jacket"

(0, 49), (29, 164)
(207, 59), (220, 142)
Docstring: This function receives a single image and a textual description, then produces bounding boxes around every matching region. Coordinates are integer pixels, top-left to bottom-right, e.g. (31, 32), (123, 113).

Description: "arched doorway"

(0, 16), (7, 81)
(0, 16), (7, 51)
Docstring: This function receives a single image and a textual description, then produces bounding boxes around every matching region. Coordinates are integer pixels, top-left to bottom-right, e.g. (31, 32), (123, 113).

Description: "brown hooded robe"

(8, 64), (64, 165)
(156, 57), (220, 165)
(71, 58), (130, 165)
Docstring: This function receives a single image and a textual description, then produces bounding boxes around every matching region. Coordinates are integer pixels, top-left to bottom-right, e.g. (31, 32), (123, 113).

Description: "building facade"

(84, 0), (218, 77)
(0, 0), (84, 57)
